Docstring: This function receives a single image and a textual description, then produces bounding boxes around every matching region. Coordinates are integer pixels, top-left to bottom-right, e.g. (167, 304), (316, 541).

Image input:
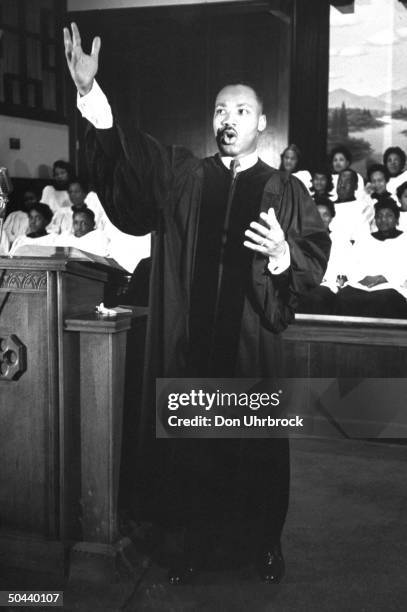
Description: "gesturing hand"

(243, 208), (286, 258)
(63, 22), (101, 96)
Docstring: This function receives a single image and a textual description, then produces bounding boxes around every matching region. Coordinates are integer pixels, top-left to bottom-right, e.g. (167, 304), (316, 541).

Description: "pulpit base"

(0, 529), (65, 577)
(68, 538), (145, 584)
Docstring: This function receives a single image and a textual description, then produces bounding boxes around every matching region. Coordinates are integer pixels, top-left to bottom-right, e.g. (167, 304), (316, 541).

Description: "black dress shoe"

(256, 544), (285, 583)
(167, 562), (198, 585)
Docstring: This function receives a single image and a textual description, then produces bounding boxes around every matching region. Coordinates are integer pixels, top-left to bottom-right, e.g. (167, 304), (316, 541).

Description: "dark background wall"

(67, 1), (292, 177)
(290, 0), (330, 170)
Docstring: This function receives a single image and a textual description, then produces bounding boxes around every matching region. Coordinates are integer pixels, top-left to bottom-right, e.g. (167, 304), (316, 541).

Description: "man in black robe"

(64, 23), (330, 585)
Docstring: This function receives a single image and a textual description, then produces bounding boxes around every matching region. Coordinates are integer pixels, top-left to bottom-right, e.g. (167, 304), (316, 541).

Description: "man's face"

(68, 182), (86, 207)
(317, 204), (333, 230)
(375, 208), (397, 233)
(312, 173), (328, 194)
(332, 153), (349, 174)
(399, 188), (407, 211)
(28, 210), (47, 233)
(213, 85), (266, 158)
(386, 153), (402, 177)
(336, 170), (356, 201)
(53, 166), (69, 187)
(73, 212), (94, 237)
(370, 170), (387, 194)
(282, 149), (298, 173)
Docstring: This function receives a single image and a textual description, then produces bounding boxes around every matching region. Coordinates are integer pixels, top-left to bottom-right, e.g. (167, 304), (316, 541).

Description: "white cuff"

(267, 241), (290, 275)
(77, 80), (113, 129)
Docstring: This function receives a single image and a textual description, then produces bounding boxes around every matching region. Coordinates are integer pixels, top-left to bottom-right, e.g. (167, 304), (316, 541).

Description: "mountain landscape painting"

(329, 0), (407, 173)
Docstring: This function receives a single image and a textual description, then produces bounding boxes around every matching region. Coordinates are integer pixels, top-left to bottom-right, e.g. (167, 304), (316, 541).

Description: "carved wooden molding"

(0, 270), (47, 292)
(0, 334), (27, 381)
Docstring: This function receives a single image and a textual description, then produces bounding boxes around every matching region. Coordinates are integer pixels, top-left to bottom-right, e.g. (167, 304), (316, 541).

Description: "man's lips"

(218, 127), (238, 144)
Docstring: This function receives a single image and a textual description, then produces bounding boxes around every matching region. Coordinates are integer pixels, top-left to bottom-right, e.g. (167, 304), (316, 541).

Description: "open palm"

(63, 22), (100, 95)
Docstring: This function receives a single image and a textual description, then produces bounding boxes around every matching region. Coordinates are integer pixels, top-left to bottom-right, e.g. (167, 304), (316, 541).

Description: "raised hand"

(244, 208), (286, 258)
(63, 22), (100, 96)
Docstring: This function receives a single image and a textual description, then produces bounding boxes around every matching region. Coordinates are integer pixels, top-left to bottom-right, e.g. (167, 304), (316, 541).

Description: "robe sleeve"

(84, 112), (177, 236)
(251, 173), (331, 332)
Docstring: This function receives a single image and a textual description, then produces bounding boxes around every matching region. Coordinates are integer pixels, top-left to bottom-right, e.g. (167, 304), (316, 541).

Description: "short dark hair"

(73, 207), (95, 226)
(311, 168), (334, 193)
(28, 202), (53, 225)
(53, 160), (75, 178)
(68, 178), (88, 193)
(396, 181), (407, 201)
(374, 196), (400, 220)
(215, 82), (264, 112)
(383, 146), (406, 169)
(315, 196), (336, 218)
(329, 146), (352, 165)
(367, 163), (390, 183)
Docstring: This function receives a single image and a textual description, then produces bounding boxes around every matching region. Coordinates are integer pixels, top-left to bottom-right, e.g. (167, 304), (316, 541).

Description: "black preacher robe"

(85, 114), (330, 534)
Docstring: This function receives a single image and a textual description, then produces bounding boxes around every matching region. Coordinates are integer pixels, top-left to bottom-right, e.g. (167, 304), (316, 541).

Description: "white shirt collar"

(220, 151), (258, 173)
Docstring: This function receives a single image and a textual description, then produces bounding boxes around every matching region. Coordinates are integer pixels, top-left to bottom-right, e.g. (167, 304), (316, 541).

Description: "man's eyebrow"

(215, 101), (254, 107)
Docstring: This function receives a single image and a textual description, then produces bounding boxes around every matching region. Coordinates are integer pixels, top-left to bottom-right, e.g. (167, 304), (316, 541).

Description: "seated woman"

(365, 163), (392, 202)
(396, 181), (407, 232)
(10, 203), (54, 253)
(298, 198), (350, 314)
(335, 197), (407, 319)
(329, 168), (373, 243)
(67, 207), (111, 256)
(328, 145), (364, 199)
(279, 144), (312, 192)
(383, 146), (407, 197)
(310, 168), (334, 204)
(365, 163), (396, 231)
(40, 160), (75, 214)
(2, 189), (39, 246)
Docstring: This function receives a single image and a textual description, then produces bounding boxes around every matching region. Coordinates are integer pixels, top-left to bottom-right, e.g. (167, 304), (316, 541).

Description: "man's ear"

(258, 114), (267, 133)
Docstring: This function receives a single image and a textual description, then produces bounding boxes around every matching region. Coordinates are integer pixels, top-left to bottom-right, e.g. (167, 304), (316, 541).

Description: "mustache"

(216, 126), (238, 138)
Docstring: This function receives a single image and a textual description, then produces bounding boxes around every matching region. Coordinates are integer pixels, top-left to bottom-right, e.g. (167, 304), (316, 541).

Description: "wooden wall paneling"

(308, 342), (407, 378)
(0, 290), (50, 534)
(280, 337), (310, 377)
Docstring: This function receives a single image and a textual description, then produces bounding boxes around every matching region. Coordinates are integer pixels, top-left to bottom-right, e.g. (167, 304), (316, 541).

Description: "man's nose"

(221, 112), (236, 125)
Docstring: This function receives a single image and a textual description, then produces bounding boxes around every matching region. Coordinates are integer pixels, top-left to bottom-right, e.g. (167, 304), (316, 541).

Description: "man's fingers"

(63, 27), (72, 47)
(261, 208), (280, 229)
(91, 36), (101, 58)
(245, 229), (282, 249)
(63, 27), (73, 59)
(245, 229), (267, 244)
(243, 240), (268, 253)
(249, 221), (269, 237)
(71, 22), (82, 47)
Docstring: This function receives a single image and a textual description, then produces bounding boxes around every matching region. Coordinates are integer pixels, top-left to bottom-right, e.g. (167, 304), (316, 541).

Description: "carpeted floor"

(2, 438), (406, 611)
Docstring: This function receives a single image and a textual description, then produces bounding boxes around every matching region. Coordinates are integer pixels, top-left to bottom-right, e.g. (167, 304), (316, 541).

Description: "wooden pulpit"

(0, 249), (138, 579)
